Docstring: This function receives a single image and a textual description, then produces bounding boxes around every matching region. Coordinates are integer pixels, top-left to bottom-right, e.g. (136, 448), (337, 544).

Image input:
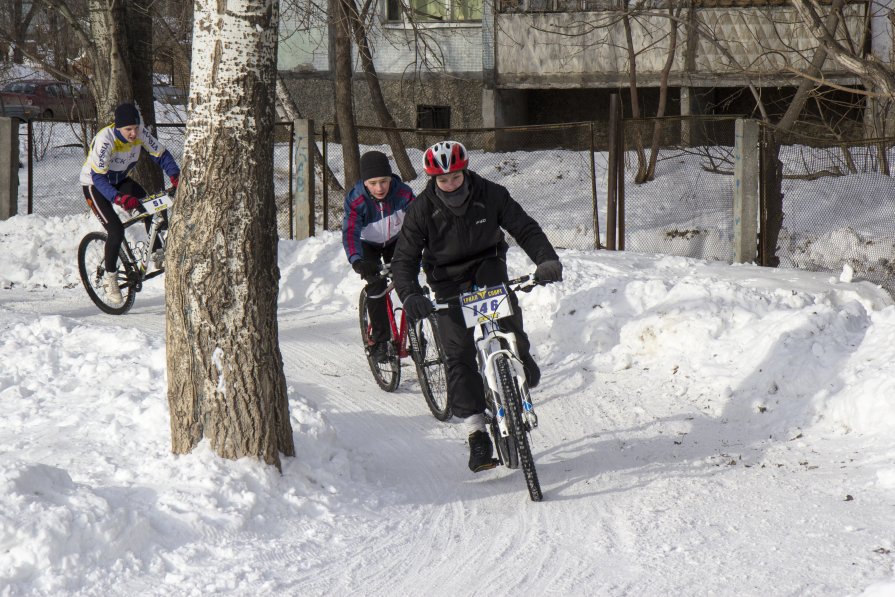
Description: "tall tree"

(84, 0), (132, 118)
(125, 0), (163, 193)
(4, 0), (39, 64)
(333, 0), (361, 185)
(344, 0), (417, 181)
(166, 0), (295, 470)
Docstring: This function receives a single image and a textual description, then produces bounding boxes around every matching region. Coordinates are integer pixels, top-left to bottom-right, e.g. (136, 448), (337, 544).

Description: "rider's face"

(118, 125), (139, 142)
(364, 176), (391, 200)
(435, 171), (464, 193)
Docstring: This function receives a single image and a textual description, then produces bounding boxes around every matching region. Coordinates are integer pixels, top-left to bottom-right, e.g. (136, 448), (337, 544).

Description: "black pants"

(83, 180), (165, 273)
(431, 256), (532, 419)
(361, 241), (396, 344)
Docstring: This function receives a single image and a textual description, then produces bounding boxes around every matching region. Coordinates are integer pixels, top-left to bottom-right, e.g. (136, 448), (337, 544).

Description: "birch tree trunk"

(166, 0), (295, 470)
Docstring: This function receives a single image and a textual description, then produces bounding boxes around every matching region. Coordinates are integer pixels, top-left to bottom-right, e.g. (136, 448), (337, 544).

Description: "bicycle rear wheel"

(409, 315), (451, 421)
(495, 354), (542, 502)
(77, 231), (137, 315)
(358, 288), (400, 392)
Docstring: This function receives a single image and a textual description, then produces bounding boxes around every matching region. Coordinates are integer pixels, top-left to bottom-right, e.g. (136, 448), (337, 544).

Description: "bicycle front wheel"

(77, 231), (136, 315)
(358, 288), (400, 392)
(409, 314), (450, 421)
(495, 354), (542, 502)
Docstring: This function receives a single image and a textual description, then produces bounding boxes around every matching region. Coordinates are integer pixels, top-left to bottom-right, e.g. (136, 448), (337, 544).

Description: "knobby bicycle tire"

(77, 231), (137, 315)
(409, 315), (451, 421)
(358, 288), (400, 392)
(495, 354), (542, 502)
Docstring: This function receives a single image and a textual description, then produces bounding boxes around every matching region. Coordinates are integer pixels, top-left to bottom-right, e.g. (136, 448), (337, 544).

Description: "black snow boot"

(468, 430), (498, 473)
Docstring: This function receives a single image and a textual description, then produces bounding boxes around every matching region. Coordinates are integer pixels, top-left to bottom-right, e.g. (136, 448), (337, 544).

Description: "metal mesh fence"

(320, 123), (603, 250)
(16, 115), (895, 295)
(17, 119), (296, 240)
(619, 116), (740, 262)
(761, 124), (895, 294)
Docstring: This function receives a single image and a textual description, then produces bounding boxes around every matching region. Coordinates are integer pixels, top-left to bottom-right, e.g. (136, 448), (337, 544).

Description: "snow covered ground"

(2, 212), (895, 596)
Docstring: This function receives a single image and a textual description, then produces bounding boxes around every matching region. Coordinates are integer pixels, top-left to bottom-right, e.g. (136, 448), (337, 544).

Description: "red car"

(0, 79), (95, 121)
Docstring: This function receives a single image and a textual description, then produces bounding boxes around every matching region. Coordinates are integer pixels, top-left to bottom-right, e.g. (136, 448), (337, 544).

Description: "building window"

(386, 0), (482, 21)
(417, 105), (451, 129)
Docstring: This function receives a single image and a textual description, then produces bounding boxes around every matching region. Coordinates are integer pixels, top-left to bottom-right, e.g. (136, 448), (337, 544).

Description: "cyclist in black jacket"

(391, 141), (563, 473)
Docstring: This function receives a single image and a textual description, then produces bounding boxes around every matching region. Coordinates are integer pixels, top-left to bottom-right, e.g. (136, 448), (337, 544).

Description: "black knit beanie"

(359, 151), (392, 181)
(114, 103), (141, 128)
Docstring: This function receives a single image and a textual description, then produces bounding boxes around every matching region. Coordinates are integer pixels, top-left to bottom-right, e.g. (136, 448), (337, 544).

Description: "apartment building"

(278, 1), (891, 131)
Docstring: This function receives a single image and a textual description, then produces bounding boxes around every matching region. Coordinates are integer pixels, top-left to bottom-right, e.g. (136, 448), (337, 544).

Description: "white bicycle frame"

(436, 276), (540, 439)
(120, 190), (171, 275)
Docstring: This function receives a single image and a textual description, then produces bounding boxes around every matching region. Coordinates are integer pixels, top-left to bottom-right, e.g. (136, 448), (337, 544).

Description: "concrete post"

(0, 117), (18, 220)
(733, 118), (759, 263)
(293, 119), (314, 240)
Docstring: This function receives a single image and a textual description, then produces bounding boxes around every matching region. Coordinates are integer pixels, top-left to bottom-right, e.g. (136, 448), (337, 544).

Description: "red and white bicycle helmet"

(423, 141), (469, 176)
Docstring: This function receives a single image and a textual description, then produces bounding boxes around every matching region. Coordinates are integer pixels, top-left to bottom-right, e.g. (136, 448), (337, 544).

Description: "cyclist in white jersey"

(79, 103), (180, 305)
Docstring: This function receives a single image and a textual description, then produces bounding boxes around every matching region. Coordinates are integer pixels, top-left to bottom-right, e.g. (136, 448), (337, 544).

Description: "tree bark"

(344, 0), (417, 182)
(777, 0), (847, 134)
(792, 0), (895, 98)
(622, 1), (648, 183)
(86, 0), (133, 121)
(10, 0), (38, 64)
(645, 4), (681, 182)
(333, 0), (361, 187)
(126, 0), (164, 193)
(166, 0), (295, 470)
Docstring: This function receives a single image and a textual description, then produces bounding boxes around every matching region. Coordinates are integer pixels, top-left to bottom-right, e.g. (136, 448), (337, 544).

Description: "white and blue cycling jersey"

(79, 124), (180, 202)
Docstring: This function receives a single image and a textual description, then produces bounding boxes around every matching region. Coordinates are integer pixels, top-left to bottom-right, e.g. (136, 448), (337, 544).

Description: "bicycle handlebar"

(432, 273), (553, 311)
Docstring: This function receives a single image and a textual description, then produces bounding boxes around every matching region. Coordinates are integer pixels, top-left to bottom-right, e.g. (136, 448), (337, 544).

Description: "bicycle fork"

(477, 329), (539, 439)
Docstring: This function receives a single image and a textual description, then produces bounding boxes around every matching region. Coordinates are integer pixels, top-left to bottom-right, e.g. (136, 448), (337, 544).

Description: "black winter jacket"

(392, 170), (558, 300)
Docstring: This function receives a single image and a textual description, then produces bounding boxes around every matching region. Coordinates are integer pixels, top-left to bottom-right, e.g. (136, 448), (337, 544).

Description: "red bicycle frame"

(367, 286), (412, 359)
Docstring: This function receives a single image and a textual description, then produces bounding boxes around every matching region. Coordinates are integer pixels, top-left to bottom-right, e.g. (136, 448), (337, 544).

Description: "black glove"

(535, 260), (563, 283)
(352, 259), (381, 278)
(403, 294), (435, 321)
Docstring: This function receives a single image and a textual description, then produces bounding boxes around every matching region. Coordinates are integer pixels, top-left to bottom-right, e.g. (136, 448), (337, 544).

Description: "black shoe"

(521, 353), (541, 388)
(468, 430), (498, 473)
(369, 341), (389, 363)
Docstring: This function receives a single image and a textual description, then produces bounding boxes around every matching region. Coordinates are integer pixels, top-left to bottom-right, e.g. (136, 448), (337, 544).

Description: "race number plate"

(460, 284), (513, 328)
(142, 194), (172, 214)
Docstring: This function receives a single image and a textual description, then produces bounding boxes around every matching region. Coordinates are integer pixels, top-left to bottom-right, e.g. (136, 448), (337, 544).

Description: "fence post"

(589, 122), (601, 249)
(0, 117), (18, 220)
(292, 118), (315, 240)
(606, 94), (620, 250)
(733, 118), (759, 263)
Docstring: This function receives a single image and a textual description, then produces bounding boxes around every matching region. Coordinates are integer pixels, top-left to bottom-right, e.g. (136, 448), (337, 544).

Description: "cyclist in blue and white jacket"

(79, 102), (180, 306)
(342, 150), (416, 363)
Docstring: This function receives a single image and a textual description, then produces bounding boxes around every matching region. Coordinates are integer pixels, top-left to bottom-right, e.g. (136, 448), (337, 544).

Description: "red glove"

(114, 194), (140, 211)
(170, 175), (179, 188)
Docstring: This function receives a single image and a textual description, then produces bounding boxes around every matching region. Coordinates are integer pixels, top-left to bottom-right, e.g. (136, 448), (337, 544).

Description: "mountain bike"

(435, 274), (550, 502)
(358, 264), (451, 421)
(78, 189), (173, 315)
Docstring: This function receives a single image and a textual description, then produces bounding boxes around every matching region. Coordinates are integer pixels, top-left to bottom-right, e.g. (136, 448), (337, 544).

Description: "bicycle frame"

(436, 275), (540, 437)
(367, 280), (411, 359)
(121, 211), (166, 275)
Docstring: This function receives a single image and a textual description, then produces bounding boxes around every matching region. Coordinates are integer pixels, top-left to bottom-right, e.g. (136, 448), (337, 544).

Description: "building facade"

(277, 1), (890, 132)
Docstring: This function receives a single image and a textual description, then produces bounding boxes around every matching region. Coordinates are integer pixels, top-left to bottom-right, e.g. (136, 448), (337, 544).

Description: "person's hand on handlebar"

(403, 294), (435, 320)
(352, 259), (381, 279)
(534, 260), (563, 283)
